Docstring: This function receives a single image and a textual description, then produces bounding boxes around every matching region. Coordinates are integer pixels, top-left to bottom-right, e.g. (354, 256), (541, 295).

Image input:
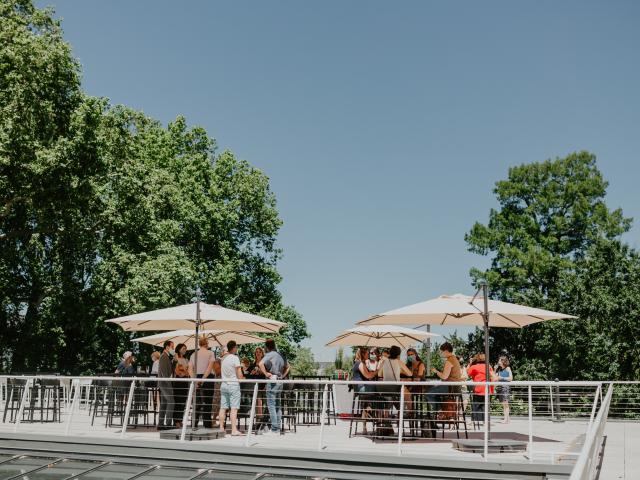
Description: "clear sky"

(40, 1), (640, 360)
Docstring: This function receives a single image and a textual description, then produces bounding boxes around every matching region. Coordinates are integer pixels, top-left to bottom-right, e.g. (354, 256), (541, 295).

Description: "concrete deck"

(1, 408), (638, 478)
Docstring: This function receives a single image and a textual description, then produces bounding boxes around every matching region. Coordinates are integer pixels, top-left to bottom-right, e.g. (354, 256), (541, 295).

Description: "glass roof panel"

(136, 466), (199, 479)
(0, 456), (56, 478)
(195, 470), (258, 480)
(76, 462), (150, 478)
(20, 460), (102, 479)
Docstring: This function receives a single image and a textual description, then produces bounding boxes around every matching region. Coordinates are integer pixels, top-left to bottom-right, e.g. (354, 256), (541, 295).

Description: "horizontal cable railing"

(0, 375), (635, 473)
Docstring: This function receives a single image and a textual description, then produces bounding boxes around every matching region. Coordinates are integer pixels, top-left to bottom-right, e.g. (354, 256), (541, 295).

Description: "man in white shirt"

(219, 340), (244, 436)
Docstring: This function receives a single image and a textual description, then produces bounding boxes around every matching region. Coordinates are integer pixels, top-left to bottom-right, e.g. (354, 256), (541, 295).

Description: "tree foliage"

(290, 347), (318, 377)
(0, 0), (308, 373)
(465, 152), (639, 380)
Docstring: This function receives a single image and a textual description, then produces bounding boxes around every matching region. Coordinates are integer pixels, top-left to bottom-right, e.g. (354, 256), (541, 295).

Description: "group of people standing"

(351, 342), (513, 424)
(150, 337), (289, 436)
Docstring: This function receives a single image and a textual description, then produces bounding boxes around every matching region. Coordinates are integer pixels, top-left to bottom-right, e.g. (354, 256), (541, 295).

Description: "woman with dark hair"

(172, 343), (189, 428)
(405, 348), (425, 416)
(406, 348), (425, 381)
(378, 345), (413, 407)
(377, 345), (411, 436)
(247, 346), (267, 428)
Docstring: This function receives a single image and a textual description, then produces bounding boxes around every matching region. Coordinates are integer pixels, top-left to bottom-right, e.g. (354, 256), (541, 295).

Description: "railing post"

(180, 380), (195, 442)
(65, 378), (82, 435)
(528, 385), (533, 462)
(397, 385), (405, 456)
(549, 385), (555, 419)
(245, 383), (259, 447)
(13, 378), (32, 432)
(317, 383), (329, 451)
(120, 379), (137, 438)
(483, 383), (489, 460)
(552, 379), (563, 423)
(588, 384), (601, 429)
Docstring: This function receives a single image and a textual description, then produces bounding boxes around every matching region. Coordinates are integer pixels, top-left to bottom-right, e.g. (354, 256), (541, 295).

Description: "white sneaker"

(262, 429), (278, 436)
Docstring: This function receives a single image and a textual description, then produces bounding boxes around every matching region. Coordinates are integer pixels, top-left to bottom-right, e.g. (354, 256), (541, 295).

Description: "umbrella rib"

(389, 332), (407, 346)
(209, 334), (223, 348)
(331, 332), (352, 342)
(404, 334), (427, 343)
(496, 313), (524, 328)
(254, 322), (279, 333)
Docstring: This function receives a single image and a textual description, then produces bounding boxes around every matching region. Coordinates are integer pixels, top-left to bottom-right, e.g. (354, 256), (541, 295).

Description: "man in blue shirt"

(259, 338), (289, 434)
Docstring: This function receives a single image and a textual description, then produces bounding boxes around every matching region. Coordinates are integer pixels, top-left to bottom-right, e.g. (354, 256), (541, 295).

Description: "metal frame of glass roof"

(0, 432), (574, 480)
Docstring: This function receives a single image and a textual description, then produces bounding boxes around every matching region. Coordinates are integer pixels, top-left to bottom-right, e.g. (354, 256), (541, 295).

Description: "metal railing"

(569, 383), (613, 480)
(0, 375), (627, 471)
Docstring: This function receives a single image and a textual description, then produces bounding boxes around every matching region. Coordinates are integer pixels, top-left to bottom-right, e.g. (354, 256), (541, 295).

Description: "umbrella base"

(452, 439), (528, 453)
(159, 428), (225, 441)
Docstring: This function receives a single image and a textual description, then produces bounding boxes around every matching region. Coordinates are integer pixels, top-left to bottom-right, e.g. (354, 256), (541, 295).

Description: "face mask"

(369, 354), (377, 361)
(169, 349), (175, 356)
(407, 355), (416, 363)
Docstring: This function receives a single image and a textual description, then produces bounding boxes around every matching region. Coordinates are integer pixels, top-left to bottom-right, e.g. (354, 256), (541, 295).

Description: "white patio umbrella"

(357, 284), (576, 440)
(106, 298), (284, 432)
(106, 302), (284, 333)
(357, 292), (575, 328)
(133, 329), (265, 350)
(326, 325), (440, 348)
(357, 287), (576, 376)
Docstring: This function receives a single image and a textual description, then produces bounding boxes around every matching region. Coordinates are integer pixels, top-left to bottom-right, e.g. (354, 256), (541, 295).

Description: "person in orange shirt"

(466, 353), (494, 424)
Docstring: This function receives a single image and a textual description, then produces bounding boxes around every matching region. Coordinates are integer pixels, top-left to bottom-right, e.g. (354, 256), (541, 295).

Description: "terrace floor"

(1, 403), (638, 478)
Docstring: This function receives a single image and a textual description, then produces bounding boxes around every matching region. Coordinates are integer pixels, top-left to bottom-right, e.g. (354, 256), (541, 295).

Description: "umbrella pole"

(482, 282), (491, 440)
(425, 324), (431, 372)
(192, 295), (201, 430)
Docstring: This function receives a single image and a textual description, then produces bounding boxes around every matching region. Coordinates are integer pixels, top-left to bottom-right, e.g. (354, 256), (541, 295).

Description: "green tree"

(0, 0), (309, 373)
(290, 347), (318, 377)
(0, 0), (109, 371)
(465, 152), (639, 380)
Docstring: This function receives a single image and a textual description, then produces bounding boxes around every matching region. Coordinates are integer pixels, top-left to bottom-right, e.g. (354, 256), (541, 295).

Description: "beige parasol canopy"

(132, 329), (265, 350)
(357, 293), (576, 328)
(106, 302), (284, 333)
(326, 325), (439, 349)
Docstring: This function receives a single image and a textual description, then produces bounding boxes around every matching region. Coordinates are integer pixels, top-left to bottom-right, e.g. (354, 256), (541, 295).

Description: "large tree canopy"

(465, 152), (639, 380)
(0, 0), (308, 373)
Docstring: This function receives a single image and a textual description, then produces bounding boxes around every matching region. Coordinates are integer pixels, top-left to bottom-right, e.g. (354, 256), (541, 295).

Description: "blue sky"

(41, 1), (640, 360)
